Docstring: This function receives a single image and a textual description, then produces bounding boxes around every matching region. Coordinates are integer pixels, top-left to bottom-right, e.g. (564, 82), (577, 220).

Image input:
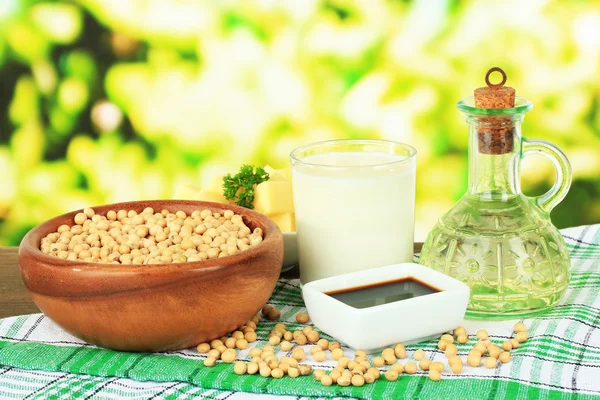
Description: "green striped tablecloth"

(1, 224), (599, 399)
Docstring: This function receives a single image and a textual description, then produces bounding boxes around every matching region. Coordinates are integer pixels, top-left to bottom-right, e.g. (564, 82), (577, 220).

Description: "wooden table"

(0, 244), (424, 319)
(0, 247), (38, 318)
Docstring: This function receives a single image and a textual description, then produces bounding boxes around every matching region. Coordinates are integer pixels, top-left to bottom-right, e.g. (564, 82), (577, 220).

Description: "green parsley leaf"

(222, 165), (270, 209)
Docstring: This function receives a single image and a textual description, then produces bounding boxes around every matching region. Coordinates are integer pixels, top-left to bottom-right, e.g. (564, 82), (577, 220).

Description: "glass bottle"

(419, 96), (572, 319)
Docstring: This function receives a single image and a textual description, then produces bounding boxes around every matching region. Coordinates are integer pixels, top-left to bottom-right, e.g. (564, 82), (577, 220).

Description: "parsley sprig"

(223, 165), (270, 209)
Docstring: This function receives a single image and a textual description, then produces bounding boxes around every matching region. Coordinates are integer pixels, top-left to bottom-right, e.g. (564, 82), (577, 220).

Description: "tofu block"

(264, 165), (288, 181)
(173, 184), (202, 200)
(197, 190), (228, 204)
(253, 180), (294, 215)
(208, 174), (226, 194)
(268, 212), (296, 232)
(280, 167), (292, 181)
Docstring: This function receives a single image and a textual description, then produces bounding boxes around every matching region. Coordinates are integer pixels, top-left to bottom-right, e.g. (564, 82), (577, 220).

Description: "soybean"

(234, 362), (247, 374)
(484, 357), (497, 369)
(414, 349), (425, 361)
(385, 370), (399, 381)
(429, 370), (441, 381)
(513, 322), (527, 333)
(404, 362), (417, 374)
(516, 332), (528, 343)
(296, 313), (310, 323)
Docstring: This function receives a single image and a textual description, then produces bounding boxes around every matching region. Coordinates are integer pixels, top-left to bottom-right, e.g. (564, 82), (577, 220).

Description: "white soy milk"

(292, 151), (416, 284)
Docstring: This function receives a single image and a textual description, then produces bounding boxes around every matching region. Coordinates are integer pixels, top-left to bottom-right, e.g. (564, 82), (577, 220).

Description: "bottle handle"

(521, 138), (572, 214)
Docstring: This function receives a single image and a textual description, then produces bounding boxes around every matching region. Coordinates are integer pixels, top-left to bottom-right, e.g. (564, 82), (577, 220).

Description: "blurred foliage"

(0, 0), (599, 245)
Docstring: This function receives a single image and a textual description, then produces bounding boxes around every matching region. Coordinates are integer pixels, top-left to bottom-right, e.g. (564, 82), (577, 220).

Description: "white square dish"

(302, 263), (470, 352)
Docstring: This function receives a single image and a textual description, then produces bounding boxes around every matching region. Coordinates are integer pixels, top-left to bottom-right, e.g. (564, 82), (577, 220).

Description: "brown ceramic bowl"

(19, 200), (283, 352)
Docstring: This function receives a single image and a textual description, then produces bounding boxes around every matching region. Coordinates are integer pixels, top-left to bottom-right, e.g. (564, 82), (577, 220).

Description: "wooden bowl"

(18, 200), (283, 352)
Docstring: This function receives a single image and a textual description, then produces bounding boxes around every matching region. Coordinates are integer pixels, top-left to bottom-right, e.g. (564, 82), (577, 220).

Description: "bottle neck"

(467, 116), (522, 201)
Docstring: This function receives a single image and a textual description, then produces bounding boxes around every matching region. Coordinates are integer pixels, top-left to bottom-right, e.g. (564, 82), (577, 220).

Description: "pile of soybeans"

(197, 305), (529, 387)
(39, 207), (263, 264)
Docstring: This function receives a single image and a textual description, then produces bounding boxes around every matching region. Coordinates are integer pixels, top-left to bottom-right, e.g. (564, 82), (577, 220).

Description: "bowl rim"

(19, 199), (282, 273)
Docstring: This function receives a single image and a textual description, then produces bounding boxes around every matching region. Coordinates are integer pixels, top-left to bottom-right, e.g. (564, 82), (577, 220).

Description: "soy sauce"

(325, 277), (441, 309)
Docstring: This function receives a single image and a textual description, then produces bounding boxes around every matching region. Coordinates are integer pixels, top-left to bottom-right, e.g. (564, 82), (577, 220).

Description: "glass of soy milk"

(290, 139), (416, 284)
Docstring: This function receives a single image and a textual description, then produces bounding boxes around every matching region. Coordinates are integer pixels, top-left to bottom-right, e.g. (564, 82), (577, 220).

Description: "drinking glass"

(290, 139), (417, 284)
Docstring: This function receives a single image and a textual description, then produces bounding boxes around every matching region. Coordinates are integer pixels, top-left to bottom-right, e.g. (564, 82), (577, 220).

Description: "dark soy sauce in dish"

(325, 277), (441, 309)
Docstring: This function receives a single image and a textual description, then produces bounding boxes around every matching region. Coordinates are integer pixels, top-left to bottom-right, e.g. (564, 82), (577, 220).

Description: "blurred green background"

(0, 0), (599, 245)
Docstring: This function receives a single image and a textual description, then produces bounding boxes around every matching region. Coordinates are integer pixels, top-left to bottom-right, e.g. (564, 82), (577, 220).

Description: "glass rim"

(457, 96), (533, 116)
(289, 139), (417, 168)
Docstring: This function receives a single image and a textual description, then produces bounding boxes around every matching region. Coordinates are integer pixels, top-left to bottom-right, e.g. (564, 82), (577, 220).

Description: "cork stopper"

(474, 67), (515, 108)
(473, 67), (515, 155)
